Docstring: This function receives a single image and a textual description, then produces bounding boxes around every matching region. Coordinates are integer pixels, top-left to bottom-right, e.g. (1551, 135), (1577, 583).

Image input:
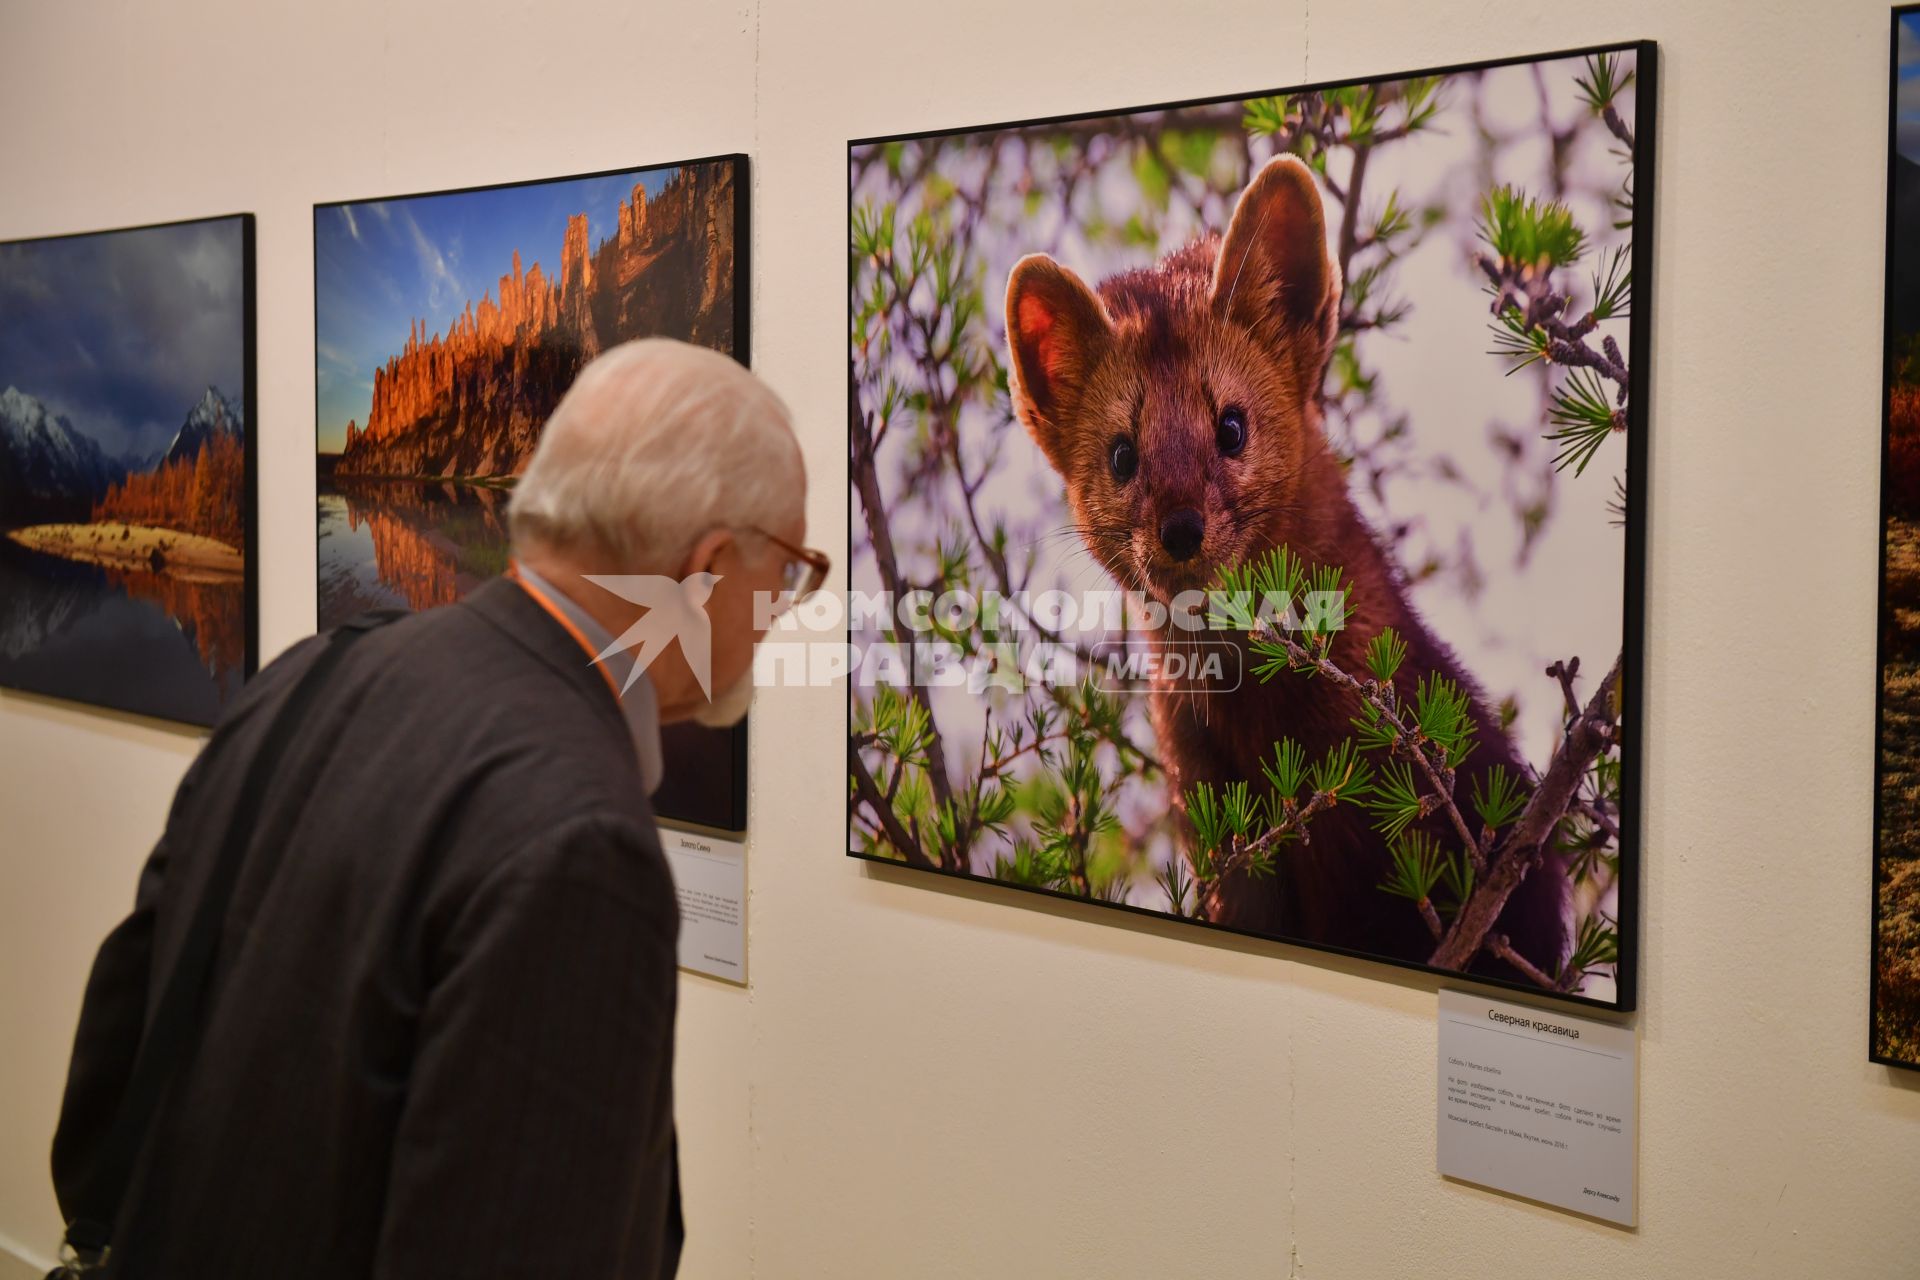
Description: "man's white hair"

(509, 338), (802, 572)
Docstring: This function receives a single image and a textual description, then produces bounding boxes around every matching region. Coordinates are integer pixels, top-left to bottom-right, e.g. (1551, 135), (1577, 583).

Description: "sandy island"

(6, 522), (243, 581)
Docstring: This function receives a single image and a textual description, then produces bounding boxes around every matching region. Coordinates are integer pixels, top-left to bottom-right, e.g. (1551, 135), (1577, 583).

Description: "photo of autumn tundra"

(848, 44), (1654, 1006)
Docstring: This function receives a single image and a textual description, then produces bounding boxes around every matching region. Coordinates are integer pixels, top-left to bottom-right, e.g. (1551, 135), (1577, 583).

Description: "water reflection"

(0, 538), (242, 725)
(317, 477), (511, 629)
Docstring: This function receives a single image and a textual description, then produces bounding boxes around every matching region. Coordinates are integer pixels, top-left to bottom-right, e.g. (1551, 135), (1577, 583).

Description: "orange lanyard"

(504, 561), (624, 702)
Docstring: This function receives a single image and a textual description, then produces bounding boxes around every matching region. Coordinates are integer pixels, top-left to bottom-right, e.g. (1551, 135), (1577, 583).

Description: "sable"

(1005, 156), (1571, 978)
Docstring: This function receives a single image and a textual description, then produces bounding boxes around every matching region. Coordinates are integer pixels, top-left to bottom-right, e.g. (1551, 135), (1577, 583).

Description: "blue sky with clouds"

(1899, 15), (1920, 164)
(315, 165), (680, 454)
(0, 217), (245, 461)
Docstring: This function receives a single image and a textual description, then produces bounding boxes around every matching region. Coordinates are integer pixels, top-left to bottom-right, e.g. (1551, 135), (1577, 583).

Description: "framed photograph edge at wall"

(844, 40), (1657, 1011)
(1872, 6), (1920, 1072)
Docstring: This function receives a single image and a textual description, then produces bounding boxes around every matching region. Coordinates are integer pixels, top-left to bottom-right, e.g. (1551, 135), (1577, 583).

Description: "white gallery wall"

(1, 0), (1917, 1275)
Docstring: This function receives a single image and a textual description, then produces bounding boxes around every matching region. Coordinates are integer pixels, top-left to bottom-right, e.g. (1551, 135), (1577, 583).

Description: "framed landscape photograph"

(848, 44), (1655, 1007)
(315, 155), (750, 831)
(0, 214), (257, 727)
(1873, 6), (1920, 1070)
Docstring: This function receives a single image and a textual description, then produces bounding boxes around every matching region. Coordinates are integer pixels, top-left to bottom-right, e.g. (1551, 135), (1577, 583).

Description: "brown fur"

(1005, 157), (1567, 975)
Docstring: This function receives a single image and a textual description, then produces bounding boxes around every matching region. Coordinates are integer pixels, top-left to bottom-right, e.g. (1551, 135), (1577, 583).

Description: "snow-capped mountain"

(160, 385), (243, 468)
(0, 385), (125, 522)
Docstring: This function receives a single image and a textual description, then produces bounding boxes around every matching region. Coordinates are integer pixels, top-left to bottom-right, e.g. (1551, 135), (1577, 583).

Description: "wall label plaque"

(661, 825), (747, 985)
(1436, 988), (1637, 1225)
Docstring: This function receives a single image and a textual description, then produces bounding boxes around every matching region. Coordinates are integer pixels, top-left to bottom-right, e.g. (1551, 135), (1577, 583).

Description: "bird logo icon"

(583, 572), (721, 698)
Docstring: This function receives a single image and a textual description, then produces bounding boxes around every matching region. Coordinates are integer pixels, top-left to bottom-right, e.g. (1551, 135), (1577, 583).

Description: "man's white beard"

(692, 670), (755, 727)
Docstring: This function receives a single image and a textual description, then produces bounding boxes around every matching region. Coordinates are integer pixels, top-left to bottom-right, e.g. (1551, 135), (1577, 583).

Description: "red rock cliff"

(335, 162), (737, 478)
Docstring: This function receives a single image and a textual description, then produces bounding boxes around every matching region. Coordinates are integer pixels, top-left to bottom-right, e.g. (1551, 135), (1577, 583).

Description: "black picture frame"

(313, 154), (752, 832)
(0, 211), (259, 729)
(846, 42), (1657, 1011)
(1872, 6), (1920, 1071)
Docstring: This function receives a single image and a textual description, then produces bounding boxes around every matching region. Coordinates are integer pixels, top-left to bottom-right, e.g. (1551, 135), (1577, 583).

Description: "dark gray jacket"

(52, 578), (682, 1278)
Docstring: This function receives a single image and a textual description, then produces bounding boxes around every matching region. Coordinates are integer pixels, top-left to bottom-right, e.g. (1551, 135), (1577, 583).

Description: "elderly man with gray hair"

(49, 339), (821, 1280)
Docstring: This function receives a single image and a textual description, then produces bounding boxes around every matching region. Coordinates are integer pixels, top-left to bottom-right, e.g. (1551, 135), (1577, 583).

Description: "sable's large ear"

(1210, 156), (1341, 362)
(1005, 254), (1112, 465)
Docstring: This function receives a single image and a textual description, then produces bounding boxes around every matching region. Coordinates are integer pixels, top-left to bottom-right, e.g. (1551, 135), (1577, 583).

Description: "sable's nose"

(1159, 509), (1204, 562)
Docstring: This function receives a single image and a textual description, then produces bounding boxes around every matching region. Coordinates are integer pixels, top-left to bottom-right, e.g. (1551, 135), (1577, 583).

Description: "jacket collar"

(513, 563), (666, 795)
(462, 576), (633, 752)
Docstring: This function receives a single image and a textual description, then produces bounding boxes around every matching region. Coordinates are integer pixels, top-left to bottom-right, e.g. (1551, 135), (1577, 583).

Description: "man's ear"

(680, 527), (735, 582)
(1005, 254), (1112, 469)
(1210, 156), (1342, 369)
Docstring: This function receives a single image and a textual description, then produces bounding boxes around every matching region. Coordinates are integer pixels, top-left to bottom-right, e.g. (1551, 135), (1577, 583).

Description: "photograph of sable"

(1873, 7), (1920, 1069)
(315, 155), (752, 831)
(0, 214), (256, 727)
(848, 44), (1653, 1007)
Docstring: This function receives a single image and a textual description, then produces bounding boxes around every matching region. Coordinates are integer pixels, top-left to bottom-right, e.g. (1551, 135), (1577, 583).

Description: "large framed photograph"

(0, 214), (257, 727)
(848, 44), (1655, 1008)
(1874, 7), (1920, 1070)
(315, 156), (751, 831)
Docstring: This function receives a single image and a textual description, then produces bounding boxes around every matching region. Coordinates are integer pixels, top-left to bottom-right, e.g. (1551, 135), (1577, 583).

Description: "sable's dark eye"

(1216, 405), (1248, 457)
(1108, 435), (1138, 483)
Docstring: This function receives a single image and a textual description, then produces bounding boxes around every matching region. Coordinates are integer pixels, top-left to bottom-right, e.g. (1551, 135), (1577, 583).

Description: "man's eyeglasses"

(747, 527), (831, 608)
